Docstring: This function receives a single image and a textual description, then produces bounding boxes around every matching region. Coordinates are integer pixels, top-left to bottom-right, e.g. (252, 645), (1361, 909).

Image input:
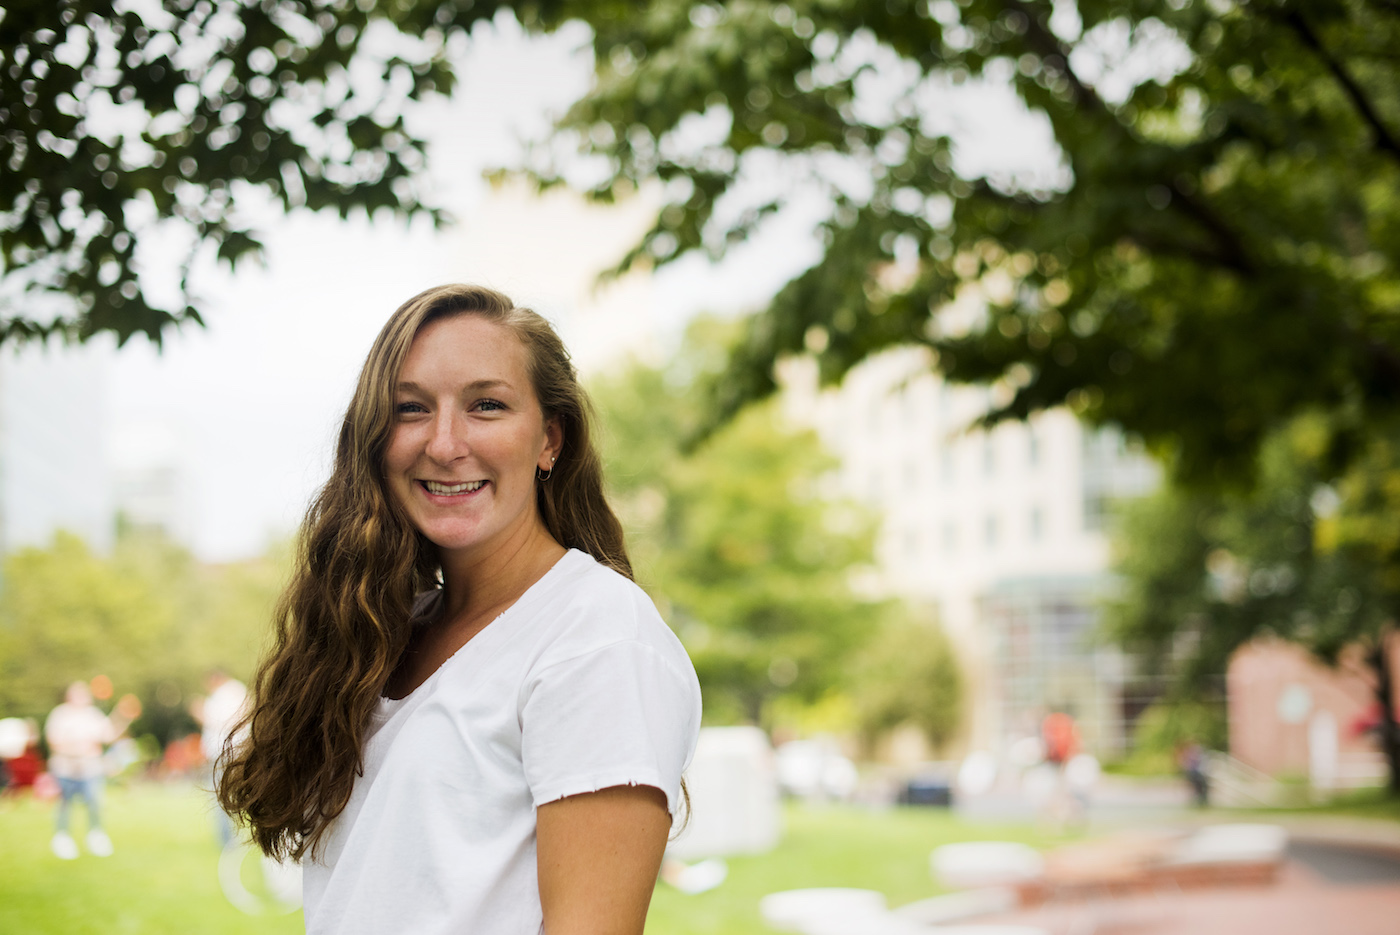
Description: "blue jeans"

(55, 776), (103, 833)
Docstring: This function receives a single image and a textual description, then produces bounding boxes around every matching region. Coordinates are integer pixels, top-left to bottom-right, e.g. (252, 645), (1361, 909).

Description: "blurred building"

(0, 345), (196, 556)
(782, 347), (1159, 756)
(108, 421), (194, 542)
(1228, 639), (1391, 789)
(0, 342), (115, 554)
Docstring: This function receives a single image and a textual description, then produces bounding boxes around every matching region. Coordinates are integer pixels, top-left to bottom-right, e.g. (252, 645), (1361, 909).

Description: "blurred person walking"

(1040, 710), (1082, 827)
(193, 668), (248, 846)
(1041, 711), (1080, 769)
(44, 682), (140, 859)
(1177, 739), (1210, 807)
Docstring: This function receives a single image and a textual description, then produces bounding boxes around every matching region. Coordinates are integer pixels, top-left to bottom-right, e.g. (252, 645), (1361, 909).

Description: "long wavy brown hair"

(217, 284), (632, 861)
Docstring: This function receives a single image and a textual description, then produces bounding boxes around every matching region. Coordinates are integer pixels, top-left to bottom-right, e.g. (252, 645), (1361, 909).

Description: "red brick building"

(1227, 639), (1396, 787)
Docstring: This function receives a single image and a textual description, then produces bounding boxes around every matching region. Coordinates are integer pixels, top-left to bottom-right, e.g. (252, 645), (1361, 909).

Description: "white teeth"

(423, 480), (485, 495)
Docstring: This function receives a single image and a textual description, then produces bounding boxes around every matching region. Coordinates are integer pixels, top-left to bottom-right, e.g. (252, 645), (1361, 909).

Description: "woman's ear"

(541, 417), (564, 469)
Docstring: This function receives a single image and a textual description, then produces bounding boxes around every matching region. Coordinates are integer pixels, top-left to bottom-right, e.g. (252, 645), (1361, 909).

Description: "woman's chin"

(420, 524), (491, 555)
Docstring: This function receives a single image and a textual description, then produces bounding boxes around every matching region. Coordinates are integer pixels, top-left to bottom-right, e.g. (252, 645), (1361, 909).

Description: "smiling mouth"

(420, 480), (487, 496)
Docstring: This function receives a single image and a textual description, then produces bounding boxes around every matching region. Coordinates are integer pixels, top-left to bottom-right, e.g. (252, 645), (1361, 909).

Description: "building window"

(985, 514), (999, 549)
(1028, 431), (1041, 467)
(942, 520), (958, 552)
(1030, 506), (1044, 542)
(941, 447), (955, 483)
(983, 435), (995, 476)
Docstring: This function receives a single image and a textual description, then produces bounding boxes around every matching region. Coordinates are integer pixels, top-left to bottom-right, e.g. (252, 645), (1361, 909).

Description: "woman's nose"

(424, 411), (469, 463)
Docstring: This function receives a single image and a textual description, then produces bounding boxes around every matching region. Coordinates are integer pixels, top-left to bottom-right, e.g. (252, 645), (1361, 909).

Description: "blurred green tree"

(526, 0), (1400, 488)
(0, 529), (283, 745)
(850, 614), (963, 753)
(0, 531), (172, 716)
(592, 319), (890, 725)
(1121, 699), (1228, 776)
(1109, 415), (1400, 791)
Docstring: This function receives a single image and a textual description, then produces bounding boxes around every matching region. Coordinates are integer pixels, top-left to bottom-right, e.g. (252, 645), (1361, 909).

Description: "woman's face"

(384, 314), (561, 564)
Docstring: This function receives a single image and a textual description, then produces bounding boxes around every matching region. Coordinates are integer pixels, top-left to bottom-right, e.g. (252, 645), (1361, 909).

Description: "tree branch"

(1369, 627), (1400, 794)
(1169, 186), (1256, 276)
(1126, 226), (1251, 275)
(1279, 8), (1400, 164)
(1006, 0), (1105, 112)
(1006, 0), (1256, 275)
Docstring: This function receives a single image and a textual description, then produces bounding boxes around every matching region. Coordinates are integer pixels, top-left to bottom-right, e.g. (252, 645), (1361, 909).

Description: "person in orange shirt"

(1042, 711), (1080, 767)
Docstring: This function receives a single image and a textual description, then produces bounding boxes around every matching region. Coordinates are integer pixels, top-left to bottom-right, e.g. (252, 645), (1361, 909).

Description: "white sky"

(1, 14), (1074, 561)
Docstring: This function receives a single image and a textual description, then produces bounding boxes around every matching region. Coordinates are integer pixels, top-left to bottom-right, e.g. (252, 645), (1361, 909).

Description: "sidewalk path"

(977, 822), (1400, 935)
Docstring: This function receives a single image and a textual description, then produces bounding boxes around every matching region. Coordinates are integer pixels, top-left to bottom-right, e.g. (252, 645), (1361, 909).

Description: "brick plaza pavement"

(978, 839), (1400, 935)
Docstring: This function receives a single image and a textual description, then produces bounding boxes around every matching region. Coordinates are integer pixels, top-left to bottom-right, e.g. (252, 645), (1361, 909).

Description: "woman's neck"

(437, 521), (567, 623)
(385, 521), (567, 701)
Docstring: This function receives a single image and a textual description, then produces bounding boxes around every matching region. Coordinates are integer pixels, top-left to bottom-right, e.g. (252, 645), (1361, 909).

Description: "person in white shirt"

(218, 285), (701, 934)
(194, 668), (247, 846)
(44, 681), (140, 859)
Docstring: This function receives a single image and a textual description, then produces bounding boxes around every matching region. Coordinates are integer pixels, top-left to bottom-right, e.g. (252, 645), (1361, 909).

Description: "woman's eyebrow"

(395, 379), (512, 393)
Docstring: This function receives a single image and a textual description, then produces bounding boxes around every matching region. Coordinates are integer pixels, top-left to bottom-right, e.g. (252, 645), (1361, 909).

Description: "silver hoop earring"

(537, 455), (556, 482)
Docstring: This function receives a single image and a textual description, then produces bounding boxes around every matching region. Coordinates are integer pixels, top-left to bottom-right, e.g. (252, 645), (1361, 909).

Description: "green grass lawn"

(1246, 786), (1400, 824)
(0, 782), (303, 935)
(646, 804), (1073, 935)
(1, 782), (1067, 934)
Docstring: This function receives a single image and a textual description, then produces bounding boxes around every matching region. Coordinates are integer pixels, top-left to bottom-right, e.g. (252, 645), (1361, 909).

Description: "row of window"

(893, 506), (1049, 557)
(863, 432), (1046, 501)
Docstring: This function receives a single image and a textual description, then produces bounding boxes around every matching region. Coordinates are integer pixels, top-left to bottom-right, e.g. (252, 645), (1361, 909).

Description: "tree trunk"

(1369, 628), (1400, 796)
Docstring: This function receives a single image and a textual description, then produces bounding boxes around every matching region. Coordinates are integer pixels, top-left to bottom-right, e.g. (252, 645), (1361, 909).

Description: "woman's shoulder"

(530, 550), (686, 666)
(546, 550), (659, 630)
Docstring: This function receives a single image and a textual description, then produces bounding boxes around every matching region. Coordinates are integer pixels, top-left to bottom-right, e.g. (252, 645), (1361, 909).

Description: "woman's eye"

(395, 401), (427, 415)
(475, 399), (506, 412)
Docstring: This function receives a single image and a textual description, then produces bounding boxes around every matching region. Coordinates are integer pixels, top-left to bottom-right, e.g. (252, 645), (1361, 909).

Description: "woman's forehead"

(402, 316), (533, 385)
(387, 315), (553, 420)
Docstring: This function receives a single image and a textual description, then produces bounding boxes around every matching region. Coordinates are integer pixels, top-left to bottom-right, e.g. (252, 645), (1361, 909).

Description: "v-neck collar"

(379, 549), (587, 705)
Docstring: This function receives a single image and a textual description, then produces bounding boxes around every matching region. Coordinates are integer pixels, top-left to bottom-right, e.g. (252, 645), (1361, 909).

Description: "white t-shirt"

(302, 549), (702, 935)
(45, 703), (115, 780)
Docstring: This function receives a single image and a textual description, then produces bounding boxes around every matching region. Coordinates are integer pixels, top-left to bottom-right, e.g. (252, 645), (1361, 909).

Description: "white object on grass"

(219, 840), (303, 915)
(1020, 764), (1058, 806)
(776, 739), (859, 800)
(1165, 824), (1288, 866)
(667, 726), (781, 860)
(892, 887), (1019, 925)
(928, 927), (1049, 935)
(1007, 736), (1045, 768)
(0, 718), (30, 759)
(764, 886), (1047, 935)
(957, 751), (998, 797)
(1064, 754), (1100, 792)
(760, 888), (933, 935)
(661, 857), (728, 894)
(931, 842), (1045, 890)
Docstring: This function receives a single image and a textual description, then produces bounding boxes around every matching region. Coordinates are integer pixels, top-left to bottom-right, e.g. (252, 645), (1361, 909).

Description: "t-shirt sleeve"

(520, 639), (700, 816)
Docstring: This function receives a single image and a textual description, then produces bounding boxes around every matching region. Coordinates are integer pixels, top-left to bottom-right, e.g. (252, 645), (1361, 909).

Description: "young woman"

(218, 284), (701, 934)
